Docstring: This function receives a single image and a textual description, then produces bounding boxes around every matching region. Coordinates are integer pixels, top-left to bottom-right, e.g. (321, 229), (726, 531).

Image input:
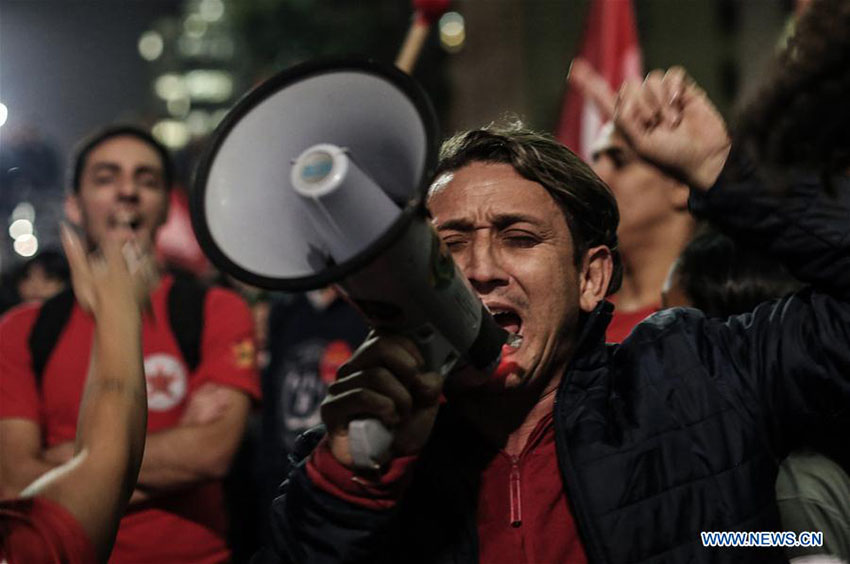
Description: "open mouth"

(108, 212), (142, 232)
(489, 307), (522, 336)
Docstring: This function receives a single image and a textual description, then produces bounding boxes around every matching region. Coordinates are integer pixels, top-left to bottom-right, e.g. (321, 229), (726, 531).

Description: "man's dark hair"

(674, 229), (803, 318)
(735, 0), (850, 180)
(433, 122), (622, 295)
(70, 125), (174, 193)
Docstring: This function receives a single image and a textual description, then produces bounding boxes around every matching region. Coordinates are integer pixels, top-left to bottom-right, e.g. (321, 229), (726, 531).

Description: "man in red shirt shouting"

(0, 125), (260, 563)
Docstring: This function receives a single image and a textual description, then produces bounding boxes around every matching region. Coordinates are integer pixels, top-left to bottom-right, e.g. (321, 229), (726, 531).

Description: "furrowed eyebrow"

(436, 214), (541, 232)
(491, 214), (541, 230)
(436, 219), (475, 232)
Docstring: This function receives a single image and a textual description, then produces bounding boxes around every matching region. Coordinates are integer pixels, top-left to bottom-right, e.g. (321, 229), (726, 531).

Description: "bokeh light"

(155, 73), (187, 101)
(138, 30), (164, 61)
(12, 202), (35, 222)
(439, 12), (466, 53)
(152, 120), (191, 149)
(9, 219), (34, 240)
(199, 0), (225, 22)
(185, 70), (233, 102)
(14, 234), (38, 257)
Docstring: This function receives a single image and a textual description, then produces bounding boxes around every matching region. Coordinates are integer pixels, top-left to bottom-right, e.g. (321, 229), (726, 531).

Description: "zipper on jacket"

(509, 455), (522, 527)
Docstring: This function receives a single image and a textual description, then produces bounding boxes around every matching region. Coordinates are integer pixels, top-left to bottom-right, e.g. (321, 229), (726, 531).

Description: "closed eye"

(93, 173), (117, 186)
(443, 236), (467, 252)
(502, 231), (539, 248)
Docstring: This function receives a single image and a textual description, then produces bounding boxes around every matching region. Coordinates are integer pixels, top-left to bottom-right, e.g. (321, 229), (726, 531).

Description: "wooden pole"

(395, 17), (432, 74)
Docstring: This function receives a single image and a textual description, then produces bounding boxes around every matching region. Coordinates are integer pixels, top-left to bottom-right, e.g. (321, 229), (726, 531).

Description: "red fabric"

(307, 412), (587, 563)
(0, 496), (96, 563)
(555, 0), (643, 161)
(306, 437), (418, 510)
(476, 410), (587, 564)
(606, 302), (659, 343)
(0, 275), (260, 563)
(155, 188), (211, 276)
(412, 0), (451, 25)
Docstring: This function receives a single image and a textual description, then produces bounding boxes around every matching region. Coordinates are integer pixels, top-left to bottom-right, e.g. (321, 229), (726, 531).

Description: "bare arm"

(0, 419), (61, 496)
(19, 226), (151, 562)
(130, 384), (250, 500)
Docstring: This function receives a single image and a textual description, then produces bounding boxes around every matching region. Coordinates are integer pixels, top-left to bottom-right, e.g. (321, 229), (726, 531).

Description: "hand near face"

(60, 223), (157, 317)
(613, 67), (731, 191)
(321, 332), (445, 468)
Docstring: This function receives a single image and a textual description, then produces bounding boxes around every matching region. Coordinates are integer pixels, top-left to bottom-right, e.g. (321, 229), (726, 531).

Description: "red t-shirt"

(0, 275), (261, 563)
(606, 302), (659, 343)
(0, 496), (96, 563)
(307, 411), (587, 564)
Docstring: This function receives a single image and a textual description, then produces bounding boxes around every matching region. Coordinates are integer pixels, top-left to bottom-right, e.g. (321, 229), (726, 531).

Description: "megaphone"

(191, 59), (512, 470)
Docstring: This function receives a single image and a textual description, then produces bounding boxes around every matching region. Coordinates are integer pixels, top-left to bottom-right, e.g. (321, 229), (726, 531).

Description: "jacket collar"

(568, 299), (613, 371)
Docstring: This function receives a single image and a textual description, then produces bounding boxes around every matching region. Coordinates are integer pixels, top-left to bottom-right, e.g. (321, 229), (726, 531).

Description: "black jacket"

(256, 150), (850, 563)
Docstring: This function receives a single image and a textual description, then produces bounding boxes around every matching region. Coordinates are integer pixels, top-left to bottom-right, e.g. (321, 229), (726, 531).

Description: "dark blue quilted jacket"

(256, 150), (850, 564)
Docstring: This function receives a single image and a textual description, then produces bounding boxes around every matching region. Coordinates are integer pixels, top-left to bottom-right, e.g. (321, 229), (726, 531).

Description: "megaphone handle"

(346, 325), (461, 471)
(348, 418), (395, 470)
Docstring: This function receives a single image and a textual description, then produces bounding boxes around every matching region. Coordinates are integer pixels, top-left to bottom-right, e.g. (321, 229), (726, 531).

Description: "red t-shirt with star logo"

(0, 275), (260, 563)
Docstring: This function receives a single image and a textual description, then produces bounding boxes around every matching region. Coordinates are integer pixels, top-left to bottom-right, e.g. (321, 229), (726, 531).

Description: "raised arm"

(615, 68), (850, 461)
(18, 225), (151, 562)
(614, 66), (850, 294)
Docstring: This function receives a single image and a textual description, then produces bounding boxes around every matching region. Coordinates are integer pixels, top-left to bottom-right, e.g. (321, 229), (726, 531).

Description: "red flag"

(155, 188), (211, 276)
(555, 0), (643, 161)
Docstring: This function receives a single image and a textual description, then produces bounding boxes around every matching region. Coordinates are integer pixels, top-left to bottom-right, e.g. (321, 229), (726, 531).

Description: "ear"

(579, 245), (614, 313)
(64, 194), (82, 226)
(668, 179), (691, 212)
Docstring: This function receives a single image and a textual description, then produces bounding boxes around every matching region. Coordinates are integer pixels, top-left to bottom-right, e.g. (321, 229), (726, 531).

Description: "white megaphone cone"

(191, 59), (511, 470)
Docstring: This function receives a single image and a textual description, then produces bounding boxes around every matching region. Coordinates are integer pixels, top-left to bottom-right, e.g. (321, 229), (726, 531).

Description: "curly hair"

(736, 0), (850, 178)
(432, 121), (622, 295)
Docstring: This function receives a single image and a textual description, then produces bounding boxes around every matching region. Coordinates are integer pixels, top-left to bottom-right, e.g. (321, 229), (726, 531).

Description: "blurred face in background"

(17, 264), (66, 303)
(66, 135), (169, 254)
(590, 124), (690, 246)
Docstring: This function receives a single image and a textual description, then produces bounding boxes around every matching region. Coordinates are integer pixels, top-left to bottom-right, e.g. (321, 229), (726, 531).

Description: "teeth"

(112, 212), (140, 229)
(506, 333), (523, 348)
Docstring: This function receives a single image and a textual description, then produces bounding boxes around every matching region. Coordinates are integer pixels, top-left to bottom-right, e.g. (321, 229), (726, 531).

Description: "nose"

(458, 232), (508, 295)
(116, 176), (140, 200)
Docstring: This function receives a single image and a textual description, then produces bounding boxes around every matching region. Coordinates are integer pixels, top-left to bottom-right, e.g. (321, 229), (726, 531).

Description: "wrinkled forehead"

(426, 162), (566, 226)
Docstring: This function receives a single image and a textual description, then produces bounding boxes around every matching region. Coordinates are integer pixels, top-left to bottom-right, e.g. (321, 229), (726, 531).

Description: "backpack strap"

(27, 274), (209, 389)
(28, 287), (75, 388)
(167, 273), (208, 373)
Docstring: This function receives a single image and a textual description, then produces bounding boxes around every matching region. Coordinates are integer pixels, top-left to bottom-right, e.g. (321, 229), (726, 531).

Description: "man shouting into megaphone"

(256, 67), (850, 564)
